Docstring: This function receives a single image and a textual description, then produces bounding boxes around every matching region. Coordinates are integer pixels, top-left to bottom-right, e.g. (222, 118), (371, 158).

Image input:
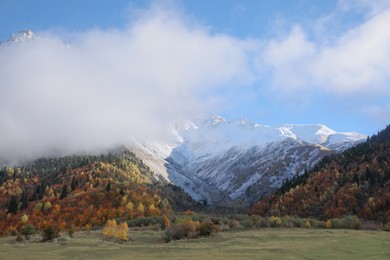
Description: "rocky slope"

(130, 116), (366, 205)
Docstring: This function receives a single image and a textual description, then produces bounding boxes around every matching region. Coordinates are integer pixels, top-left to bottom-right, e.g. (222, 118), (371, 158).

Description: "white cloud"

(338, 0), (390, 16)
(0, 5), (254, 162)
(261, 8), (390, 96)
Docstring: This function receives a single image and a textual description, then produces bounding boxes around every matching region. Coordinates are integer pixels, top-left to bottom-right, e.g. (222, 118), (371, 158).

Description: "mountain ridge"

(130, 116), (366, 205)
(250, 124), (390, 222)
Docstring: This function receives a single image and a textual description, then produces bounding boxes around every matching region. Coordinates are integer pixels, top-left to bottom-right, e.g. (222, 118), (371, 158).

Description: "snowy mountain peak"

(203, 115), (226, 126)
(1, 30), (36, 46)
(10, 30), (35, 42)
(131, 115), (367, 204)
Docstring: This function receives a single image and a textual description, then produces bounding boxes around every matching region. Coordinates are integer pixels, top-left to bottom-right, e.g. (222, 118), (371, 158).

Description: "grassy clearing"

(0, 228), (388, 259)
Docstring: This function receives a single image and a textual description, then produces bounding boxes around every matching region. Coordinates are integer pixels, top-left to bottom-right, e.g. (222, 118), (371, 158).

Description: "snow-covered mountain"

(130, 116), (366, 205)
(0, 30), (35, 46)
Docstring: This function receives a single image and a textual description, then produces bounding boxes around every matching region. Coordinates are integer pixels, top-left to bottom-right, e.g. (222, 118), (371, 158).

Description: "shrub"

(9, 227), (18, 236)
(21, 224), (36, 240)
(162, 215), (172, 230)
(291, 217), (305, 228)
(269, 216), (282, 227)
(383, 224), (390, 232)
(228, 219), (240, 229)
(163, 220), (219, 242)
(280, 216), (293, 228)
(317, 221), (326, 229)
(16, 232), (23, 242)
(325, 220), (332, 229)
(68, 225), (75, 238)
(330, 218), (343, 229)
(330, 216), (361, 230)
(251, 215), (261, 226)
(127, 216), (163, 228)
(304, 219), (311, 228)
(164, 224), (190, 242)
(210, 217), (228, 225)
(240, 219), (254, 229)
(197, 221), (220, 236)
(42, 224), (61, 241)
(255, 218), (270, 228)
(309, 219), (320, 228)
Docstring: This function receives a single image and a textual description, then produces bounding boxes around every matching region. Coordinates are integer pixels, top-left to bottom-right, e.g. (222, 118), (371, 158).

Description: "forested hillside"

(251, 125), (390, 223)
(0, 150), (199, 236)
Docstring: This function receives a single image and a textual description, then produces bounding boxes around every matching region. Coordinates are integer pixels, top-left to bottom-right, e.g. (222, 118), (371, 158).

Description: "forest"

(251, 125), (390, 223)
(0, 150), (200, 237)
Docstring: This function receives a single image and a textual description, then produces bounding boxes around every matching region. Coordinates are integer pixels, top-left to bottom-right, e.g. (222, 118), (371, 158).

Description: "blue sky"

(1, 0), (390, 137)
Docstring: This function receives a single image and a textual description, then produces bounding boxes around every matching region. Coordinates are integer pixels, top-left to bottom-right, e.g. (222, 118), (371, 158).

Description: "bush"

(269, 216), (282, 227)
(21, 224), (36, 240)
(343, 216), (361, 230)
(228, 219), (240, 229)
(255, 218), (270, 228)
(127, 216), (164, 228)
(9, 227), (18, 236)
(309, 219), (320, 228)
(251, 215), (261, 226)
(291, 217), (305, 228)
(163, 220), (219, 242)
(383, 224), (390, 232)
(330, 216), (361, 230)
(325, 220), (332, 229)
(42, 224), (61, 241)
(280, 216), (293, 228)
(304, 219), (311, 228)
(164, 224), (190, 242)
(16, 232), (23, 242)
(317, 221), (326, 229)
(198, 222), (220, 236)
(190, 214), (209, 223)
(68, 225), (75, 238)
(210, 217), (228, 225)
(240, 219), (254, 229)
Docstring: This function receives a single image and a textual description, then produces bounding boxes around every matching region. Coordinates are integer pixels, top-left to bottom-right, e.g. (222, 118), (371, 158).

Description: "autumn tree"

(103, 219), (117, 240)
(60, 185), (68, 199)
(116, 222), (129, 242)
(7, 196), (18, 214)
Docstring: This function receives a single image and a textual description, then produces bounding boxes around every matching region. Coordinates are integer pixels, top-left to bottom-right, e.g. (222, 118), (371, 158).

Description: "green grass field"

(0, 228), (389, 259)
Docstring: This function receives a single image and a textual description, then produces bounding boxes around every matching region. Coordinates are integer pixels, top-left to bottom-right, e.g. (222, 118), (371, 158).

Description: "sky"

(0, 0), (390, 160)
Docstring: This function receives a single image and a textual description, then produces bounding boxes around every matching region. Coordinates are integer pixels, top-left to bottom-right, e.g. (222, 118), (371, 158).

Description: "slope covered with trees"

(251, 125), (390, 223)
(0, 150), (200, 236)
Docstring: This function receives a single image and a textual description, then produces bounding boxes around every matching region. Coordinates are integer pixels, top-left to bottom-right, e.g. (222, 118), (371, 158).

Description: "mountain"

(0, 29), (35, 46)
(130, 116), (366, 206)
(0, 151), (200, 235)
(250, 124), (390, 222)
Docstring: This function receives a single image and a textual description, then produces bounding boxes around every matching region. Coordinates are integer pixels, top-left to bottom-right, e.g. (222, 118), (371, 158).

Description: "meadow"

(0, 228), (388, 259)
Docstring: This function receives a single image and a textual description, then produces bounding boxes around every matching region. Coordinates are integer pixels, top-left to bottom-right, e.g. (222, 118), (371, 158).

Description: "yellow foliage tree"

(325, 220), (332, 229)
(103, 220), (129, 242)
(103, 219), (117, 239)
(126, 201), (133, 211)
(20, 214), (28, 224)
(137, 203), (145, 214)
(162, 215), (171, 229)
(115, 222), (129, 241)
